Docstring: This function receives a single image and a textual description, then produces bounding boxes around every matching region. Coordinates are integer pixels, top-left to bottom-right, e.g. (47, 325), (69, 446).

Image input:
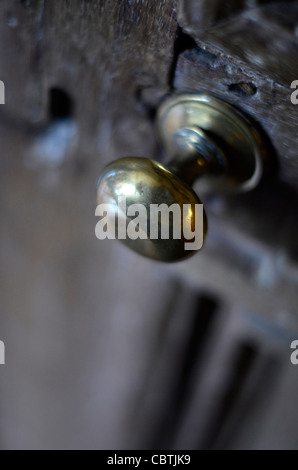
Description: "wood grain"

(0, 0), (179, 449)
(1, 0), (298, 451)
(177, 0), (298, 188)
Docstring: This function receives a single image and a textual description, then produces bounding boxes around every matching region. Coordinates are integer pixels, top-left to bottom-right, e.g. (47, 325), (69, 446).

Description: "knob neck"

(166, 127), (226, 186)
(157, 94), (264, 193)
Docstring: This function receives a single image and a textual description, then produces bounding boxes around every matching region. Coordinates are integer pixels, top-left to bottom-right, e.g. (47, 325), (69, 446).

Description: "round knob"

(96, 94), (265, 262)
(96, 157), (207, 262)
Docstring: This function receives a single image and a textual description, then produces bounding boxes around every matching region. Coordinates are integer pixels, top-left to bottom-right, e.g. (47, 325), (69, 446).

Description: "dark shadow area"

(201, 341), (259, 449)
(168, 27), (198, 91)
(151, 293), (219, 449)
(48, 87), (74, 120)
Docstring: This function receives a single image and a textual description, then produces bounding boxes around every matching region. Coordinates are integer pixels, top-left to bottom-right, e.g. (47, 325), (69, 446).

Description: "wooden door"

(0, 0), (297, 450)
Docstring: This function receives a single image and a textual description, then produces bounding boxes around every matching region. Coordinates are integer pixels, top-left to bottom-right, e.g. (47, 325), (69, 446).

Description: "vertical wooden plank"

(0, 0), (179, 449)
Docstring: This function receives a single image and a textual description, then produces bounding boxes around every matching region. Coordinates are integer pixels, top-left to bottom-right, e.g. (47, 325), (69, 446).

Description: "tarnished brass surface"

(158, 94), (264, 192)
(96, 157), (207, 262)
(96, 94), (265, 262)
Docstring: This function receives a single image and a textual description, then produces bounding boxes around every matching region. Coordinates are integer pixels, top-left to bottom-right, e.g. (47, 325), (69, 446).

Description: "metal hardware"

(96, 94), (265, 262)
(158, 94), (263, 191)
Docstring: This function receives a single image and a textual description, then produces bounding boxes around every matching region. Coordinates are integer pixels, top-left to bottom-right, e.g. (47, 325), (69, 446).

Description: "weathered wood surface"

(0, 0), (179, 450)
(177, 0), (298, 188)
(0, 0), (298, 451)
(0, 0), (178, 171)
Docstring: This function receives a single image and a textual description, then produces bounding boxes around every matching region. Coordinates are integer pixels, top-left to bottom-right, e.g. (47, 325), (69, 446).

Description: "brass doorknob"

(96, 94), (265, 262)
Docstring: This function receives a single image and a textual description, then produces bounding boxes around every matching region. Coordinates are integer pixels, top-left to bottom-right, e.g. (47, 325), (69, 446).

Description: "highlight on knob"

(96, 157), (207, 262)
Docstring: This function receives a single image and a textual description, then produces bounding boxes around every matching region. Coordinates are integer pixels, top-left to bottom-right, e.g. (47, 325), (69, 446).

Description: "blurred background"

(0, 0), (298, 450)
